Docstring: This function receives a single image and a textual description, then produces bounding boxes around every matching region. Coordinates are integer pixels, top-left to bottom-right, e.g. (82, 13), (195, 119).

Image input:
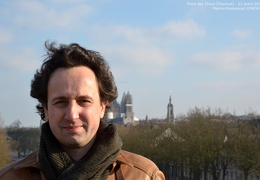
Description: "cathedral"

(104, 92), (175, 125)
(104, 91), (139, 125)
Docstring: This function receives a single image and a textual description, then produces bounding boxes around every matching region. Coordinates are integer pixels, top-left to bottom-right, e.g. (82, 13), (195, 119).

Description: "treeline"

(1, 108), (260, 180)
(6, 120), (40, 159)
(0, 115), (11, 169)
(117, 107), (260, 180)
(0, 118), (40, 169)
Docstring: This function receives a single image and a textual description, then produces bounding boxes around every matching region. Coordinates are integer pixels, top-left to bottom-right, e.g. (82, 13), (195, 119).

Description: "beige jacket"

(0, 150), (165, 180)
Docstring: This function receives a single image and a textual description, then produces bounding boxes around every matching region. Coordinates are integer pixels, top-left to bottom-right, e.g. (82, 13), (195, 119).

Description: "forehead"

(50, 66), (96, 79)
(47, 66), (99, 96)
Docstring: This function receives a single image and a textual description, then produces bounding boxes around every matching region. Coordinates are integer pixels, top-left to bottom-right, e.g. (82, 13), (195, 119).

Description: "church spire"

(167, 96), (174, 122)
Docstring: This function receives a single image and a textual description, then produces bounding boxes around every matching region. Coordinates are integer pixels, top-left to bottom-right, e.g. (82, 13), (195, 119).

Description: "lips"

(63, 125), (83, 132)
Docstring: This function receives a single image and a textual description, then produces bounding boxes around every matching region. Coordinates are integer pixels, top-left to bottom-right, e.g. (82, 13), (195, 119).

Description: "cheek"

(84, 109), (101, 125)
(47, 109), (63, 124)
(90, 121), (100, 134)
(48, 119), (59, 137)
(85, 105), (103, 118)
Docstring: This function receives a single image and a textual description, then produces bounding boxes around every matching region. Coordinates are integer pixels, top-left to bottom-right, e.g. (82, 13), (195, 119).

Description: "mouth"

(63, 125), (83, 132)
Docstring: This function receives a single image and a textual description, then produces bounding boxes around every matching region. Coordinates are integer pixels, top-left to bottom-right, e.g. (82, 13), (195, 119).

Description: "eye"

(53, 99), (68, 107)
(77, 99), (91, 105)
(55, 100), (66, 104)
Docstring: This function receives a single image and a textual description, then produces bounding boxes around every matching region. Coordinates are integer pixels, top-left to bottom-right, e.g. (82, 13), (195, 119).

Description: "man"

(0, 42), (165, 179)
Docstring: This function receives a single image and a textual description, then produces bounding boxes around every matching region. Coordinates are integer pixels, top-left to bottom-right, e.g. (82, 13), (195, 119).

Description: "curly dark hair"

(30, 42), (118, 120)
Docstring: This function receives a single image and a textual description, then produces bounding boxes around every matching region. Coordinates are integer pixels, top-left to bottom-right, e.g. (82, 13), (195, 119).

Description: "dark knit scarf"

(38, 121), (122, 180)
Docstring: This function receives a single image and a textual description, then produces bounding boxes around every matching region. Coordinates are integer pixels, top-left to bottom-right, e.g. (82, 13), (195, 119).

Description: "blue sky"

(0, 0), (259, 127)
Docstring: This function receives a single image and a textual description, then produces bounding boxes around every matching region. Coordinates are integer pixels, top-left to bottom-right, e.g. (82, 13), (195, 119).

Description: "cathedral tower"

(167, 96), (174, 122)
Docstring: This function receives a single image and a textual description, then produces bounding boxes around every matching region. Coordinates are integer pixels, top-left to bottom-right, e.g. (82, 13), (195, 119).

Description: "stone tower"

(122, 91), (134, 124)
(104, 91), (139, 125)
(167, 96), (174, 122)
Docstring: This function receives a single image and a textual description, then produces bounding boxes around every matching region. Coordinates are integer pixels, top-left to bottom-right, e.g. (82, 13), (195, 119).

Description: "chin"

(65, 142), (84, 149)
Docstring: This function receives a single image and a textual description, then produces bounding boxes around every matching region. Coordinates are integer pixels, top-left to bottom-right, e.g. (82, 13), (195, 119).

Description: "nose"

(64, 101), (79, 121)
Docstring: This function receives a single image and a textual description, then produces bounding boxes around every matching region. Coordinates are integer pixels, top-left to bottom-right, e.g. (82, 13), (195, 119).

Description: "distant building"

(167, 96), (174, 122)
(104, 91), (139, 125)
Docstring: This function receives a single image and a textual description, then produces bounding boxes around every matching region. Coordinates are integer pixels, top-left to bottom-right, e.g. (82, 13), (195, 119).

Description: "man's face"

(43, 66), (107, 149)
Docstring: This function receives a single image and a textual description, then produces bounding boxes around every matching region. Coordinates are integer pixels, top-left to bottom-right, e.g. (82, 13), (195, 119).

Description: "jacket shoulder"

(116, 150), (165, 179)
(0, 150), (40, 179)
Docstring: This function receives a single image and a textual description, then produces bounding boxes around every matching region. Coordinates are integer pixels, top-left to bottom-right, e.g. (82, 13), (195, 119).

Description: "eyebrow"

(50, 96), (68, 103)
(50, 95), (94, 102)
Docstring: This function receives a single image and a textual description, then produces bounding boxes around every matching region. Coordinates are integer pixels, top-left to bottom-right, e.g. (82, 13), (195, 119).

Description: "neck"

(61, 135), (96, 161)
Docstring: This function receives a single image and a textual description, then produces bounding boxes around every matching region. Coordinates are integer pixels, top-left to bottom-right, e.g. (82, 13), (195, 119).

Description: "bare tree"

(0, 114), (11, 168)
(6, 122), (40, 158)
(173, 107), (235, 180)
(232, 122), (260, 180)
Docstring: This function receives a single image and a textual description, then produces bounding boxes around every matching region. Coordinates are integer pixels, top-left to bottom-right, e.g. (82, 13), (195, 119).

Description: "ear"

(100, 100), (108, 118)
(41, 103), (49, 120)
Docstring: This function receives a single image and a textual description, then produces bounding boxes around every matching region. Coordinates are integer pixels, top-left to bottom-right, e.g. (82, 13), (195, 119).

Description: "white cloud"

(0, 27), (14, 43)
(89, 19), (204, 74)
(107, 20), (205, 43)
(93, 25), (152, 44)
(233, 29), (252, 39)
(199, 82), (241, 90)
(161, 19), (205, 38)
(103, 44), (174, 75)
(11, 1), (93, 29)
(92, 19), (205, 44)
(0, 47), (41, 72)
(248, 51), (260, 68)
(46, 0), (86, 3)
(192, 50), (243, 70)
(191, 49), (260, 70)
